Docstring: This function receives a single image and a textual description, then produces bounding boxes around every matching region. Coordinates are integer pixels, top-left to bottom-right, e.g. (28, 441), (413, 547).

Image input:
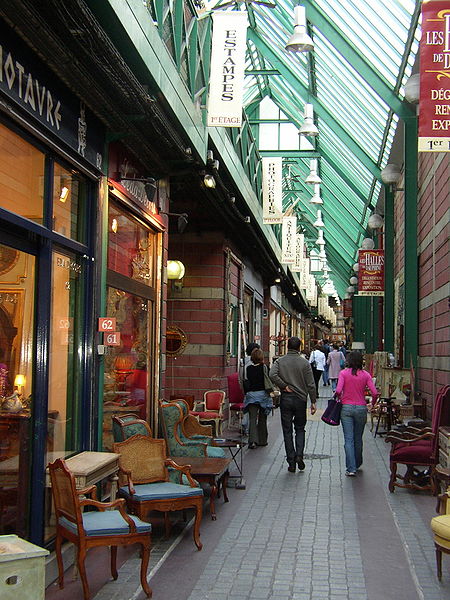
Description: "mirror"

(166, 325), (187, 356)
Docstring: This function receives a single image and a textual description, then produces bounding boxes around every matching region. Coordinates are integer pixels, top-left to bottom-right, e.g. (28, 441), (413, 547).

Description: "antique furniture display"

(113, 435), (204, 549)
(45, 451), (120, 501)
(431, 489), (450, 580)
(112, 413), (152, 443)
(212, 438), (247, 489)
(167, 456), (231, 520)
(175, 398), (214, 440)
(385, 386), (449, 494)
(190, 390), (226, 436)
(102, 405), (141, 451)
(159, 400), (225, 459)
(48, 458), (152, 600)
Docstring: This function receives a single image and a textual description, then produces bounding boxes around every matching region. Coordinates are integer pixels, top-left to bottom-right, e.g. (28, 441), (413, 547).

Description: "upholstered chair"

(431, 489), (450, 580)
(190, 390), (226, 436)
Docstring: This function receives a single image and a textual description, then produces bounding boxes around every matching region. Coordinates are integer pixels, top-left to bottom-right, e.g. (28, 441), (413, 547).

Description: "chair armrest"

(385, 431), (435, 444)
(436, 491), (450, 515)
(79, 498), (138, 532)
(117, 466), (136, 495)
(165, 459), (199, 487)
(193, 400), (205, 411)
(76, 484), (97, 499)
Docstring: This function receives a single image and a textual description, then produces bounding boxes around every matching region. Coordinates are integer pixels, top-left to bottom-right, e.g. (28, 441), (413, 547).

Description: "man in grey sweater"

(269, 337), (317, 472)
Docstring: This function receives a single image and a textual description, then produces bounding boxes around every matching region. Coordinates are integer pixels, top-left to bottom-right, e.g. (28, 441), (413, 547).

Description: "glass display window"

(52, 162), (87, 242)
(0, 123), (44, 223)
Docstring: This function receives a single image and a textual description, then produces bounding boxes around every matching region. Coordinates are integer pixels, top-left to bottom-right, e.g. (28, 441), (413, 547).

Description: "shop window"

(0, 244), (35, 538)
(52, 162), (87, 242)
(0, 123), (44, 223)
(108, 201), (155, 287)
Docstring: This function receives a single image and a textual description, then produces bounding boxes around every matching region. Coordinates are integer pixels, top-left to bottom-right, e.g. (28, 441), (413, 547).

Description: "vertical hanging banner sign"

(292, 233), (304, 272)
(343, 299), (352, 318)
(262, 157), (283, 223)
(418, 2), (450, 152)
(358, 249), (385, 296)
(281, 216), (297, 264)
(207, 11), (248, 127)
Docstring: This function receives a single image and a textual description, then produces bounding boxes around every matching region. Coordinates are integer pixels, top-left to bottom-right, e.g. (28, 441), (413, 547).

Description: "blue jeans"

(330, 378), (338, 392)
(322, 364), (329, 385)
(340, 404), (367, 473)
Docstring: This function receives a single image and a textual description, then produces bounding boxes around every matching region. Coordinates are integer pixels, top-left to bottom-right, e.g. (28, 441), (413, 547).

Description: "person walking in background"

(269, 337), (316, 473)
(239, 342), (260, 435)
(309, 344), (326, 396)
(327, 344), (345, 392)
(321, 339), (331, 386)
(335, 351), (378, 476)
(243, 348), (273, 449)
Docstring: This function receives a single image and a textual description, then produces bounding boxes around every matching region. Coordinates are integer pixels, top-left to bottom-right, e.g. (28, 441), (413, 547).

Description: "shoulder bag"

(263, 364), (274, 393)
(321, 393), (342, 426)
(310, 351), (317, 369)
(339, 352), (346, 369)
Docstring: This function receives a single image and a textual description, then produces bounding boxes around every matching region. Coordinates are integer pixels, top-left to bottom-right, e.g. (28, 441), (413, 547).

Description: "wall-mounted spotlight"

(203, 173), (216, 189)
(274, 277), (281, 283)
(161, 212), (189, 234)
(285, 5), (314, 53)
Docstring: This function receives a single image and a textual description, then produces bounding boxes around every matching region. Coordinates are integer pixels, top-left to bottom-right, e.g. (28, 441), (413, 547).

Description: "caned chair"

(174, 398), (213, 440)
(190, 390), (226, 436)
(431, 488), (450, 580)
(113, 435), (204, 549)
(385, 385), (449, 494)
(48, 458), (152, 600)
(159, 400), (225, 458)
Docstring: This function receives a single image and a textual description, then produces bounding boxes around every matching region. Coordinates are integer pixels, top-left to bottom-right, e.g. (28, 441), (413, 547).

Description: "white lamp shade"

(313, 209), (324, 227)
(309, 184), (323, 204)
(361, 238), (375, 250)
(299, 104), (319, 136)
(285, 6), (314, 53)
(346, 286), (355, 294)
(350, 276), (358, 285)
(167, 260), (185, 280)
(368, 213), (384, 230)
(404, 73), (420, 104)
(381, 164), (401, 185)
(315, 230), (325, 245)
(305, 159), (322, 184)
(353, 263), (359, 272)
(318, 248), (326, 260)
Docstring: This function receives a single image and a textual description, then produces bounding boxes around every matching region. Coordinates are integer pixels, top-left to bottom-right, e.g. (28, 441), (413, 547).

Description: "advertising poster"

(358, 249), (385, 296)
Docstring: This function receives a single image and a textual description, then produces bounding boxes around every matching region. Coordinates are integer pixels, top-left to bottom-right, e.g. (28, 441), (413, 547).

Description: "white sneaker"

(345, 471), (356, 477)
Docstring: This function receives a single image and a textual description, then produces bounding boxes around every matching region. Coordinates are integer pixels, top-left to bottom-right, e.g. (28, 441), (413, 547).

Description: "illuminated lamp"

(167, 260), (185, 280)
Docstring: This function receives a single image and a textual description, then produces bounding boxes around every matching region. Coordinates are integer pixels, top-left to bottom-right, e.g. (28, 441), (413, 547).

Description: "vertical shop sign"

(292, 233), (304, 272)
(207, 11), (248, 127)
(262, 157), (283, 223)
(358, 249), (385, 296)
(418, 2), (450, 152)
(343, 299), (352, 317)
(281, 216), (297, 264)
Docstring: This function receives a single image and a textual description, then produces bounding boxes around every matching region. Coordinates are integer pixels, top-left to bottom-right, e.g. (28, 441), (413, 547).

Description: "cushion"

(206, 445), (226, 458)
(391, 441), (434, 462)
(230, 403), (244, 410)
(197, 411), (220, 419)
(431, 515), (450, 547)
(60, 511), (151, 536)
(120, 482), (203, 501)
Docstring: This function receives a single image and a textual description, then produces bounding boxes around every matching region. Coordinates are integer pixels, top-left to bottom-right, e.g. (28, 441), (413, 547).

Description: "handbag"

(263, 365), (274, 393)
(310, 351), (317, 370)
(339, 352), (346, 369)
(321, 394), (342, 426)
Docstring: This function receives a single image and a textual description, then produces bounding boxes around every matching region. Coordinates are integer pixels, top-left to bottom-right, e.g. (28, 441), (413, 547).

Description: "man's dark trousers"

(280, 392), (307, 464)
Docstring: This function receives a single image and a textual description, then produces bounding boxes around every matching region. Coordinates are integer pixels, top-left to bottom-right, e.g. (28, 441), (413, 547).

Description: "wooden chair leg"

(164, 512), (171, 538)
(193, 500), (203, 551)
(139, 542), (152, 597)
(77, 547), (90, 600)
(55, 533), (64, 589)
(388, 461), (397, 492)
(436, 545), (442, 580)
(111, 546), (118, 580)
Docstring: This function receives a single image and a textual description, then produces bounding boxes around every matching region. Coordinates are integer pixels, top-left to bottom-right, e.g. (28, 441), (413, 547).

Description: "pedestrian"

(243, 348), (273, 449)
(327, 343), (345, 392)
(335, 351), (378, 476)
(321, 339), (331, 386)
(339, 341), (347, 356)
(309, 344), (326, 396)
(269, 337), (317, 472)
(239, 342), (260, 435)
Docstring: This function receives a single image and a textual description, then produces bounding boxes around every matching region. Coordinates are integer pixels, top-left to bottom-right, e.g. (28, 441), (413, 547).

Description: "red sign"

(105, 332), (121, 346)
(418, 2), (450, 152)
(98, 317), (116, 332)
(358, 250), (384, 296)
(343, 299), (352, 318)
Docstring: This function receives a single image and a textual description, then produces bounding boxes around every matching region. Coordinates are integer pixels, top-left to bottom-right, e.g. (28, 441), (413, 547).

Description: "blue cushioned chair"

(159, 399), (225, 458)
(113, 434), (204, 550)
(48, 458), (152, 600)
(112, 413), (152, 442)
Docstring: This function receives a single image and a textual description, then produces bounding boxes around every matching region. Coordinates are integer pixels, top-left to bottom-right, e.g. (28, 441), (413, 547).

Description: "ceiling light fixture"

(315, 230), (325, 246)
(285, 5), (314, 53)
(203, 173), (216, 189)
(313, 209), (324, 227)
(309, 184), (323, 204)
(299, 103), (319, 137)
(305, 159), (321, 185)
(368, 213), (384, 230)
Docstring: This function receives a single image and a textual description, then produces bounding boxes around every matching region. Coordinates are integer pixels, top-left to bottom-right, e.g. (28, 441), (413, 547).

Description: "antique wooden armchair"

(385, 385), (449, 494)
(159, 400), (225, 458)
(190, 390), (226, 436)
(113, 435), (203, 549)
(112, 413), (153, 442)
(431, 488), (450, 580)
(48, 458), (152, 600)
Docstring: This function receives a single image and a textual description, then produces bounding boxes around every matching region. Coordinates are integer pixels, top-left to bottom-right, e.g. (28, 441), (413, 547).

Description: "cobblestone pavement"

(84, 387), (450, 600)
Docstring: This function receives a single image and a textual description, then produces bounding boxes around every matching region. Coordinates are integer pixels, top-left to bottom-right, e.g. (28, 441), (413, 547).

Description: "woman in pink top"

(335, 351), (378, 476)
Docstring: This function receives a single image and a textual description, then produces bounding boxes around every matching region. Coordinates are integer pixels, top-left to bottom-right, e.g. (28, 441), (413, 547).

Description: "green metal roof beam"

(303, 0), (414, 119)
(247, 29), (381, 179)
